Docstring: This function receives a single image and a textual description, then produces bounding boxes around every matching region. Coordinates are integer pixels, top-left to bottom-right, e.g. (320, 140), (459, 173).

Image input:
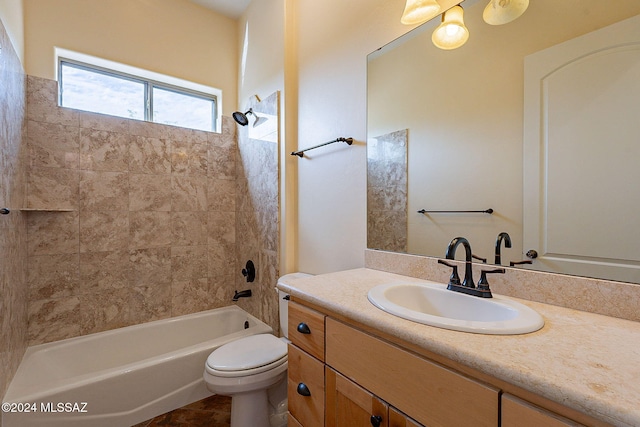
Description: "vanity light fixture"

(432, 5), (469, 50)
(483, 0), (529, 25)
(401, 0), (441, 25)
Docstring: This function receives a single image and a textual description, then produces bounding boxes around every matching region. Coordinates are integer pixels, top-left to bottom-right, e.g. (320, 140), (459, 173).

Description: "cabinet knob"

(370, 415), (383, 427)
(297, 322), (311, 334)
(296, 382), (311, 396)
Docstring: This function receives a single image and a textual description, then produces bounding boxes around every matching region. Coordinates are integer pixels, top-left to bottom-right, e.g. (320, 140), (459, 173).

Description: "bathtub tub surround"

(2, 306), (271, 427)
(280, 269), (640, 427)
(23, 78), (282, 345)
(0, 17), (29, 401)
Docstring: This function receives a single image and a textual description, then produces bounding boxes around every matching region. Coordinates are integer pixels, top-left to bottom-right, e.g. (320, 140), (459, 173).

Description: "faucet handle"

(472, 254), (487, 263)
(438, 259), (461, 286)
(477, 268), (505, 291)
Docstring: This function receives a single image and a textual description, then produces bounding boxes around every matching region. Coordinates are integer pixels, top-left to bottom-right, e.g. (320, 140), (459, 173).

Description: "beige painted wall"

(238, 0), (299, 276)
(23, 0), (238, 114)
(238, 0), (284, 107)
(240, 0), (412, 275)
(294, 0), (415, 273)
(0, 0), (24, 63)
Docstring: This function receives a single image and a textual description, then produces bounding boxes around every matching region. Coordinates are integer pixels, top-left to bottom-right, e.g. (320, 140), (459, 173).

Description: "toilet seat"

(206, 334), (287, 378)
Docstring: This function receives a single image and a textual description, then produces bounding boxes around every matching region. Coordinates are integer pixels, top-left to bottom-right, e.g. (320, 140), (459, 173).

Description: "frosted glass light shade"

(483, 0), (529, 25)
(432, 6), (469, 50)
(401, 0), (441, 25)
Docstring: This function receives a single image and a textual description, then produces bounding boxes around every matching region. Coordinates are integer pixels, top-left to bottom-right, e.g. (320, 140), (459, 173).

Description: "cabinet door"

(326, 367), (388, 427)
(288, 413), (304, 427)
(502, 394), (584, 427)
(389, 407), (423, 427)
(326, 318), (499, 427)
(288, 344), (325, 427)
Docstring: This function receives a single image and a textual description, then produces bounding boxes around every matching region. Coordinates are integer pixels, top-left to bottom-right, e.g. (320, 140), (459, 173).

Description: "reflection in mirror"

(367, 0), (640, 284)
(367, 130), (408, 252)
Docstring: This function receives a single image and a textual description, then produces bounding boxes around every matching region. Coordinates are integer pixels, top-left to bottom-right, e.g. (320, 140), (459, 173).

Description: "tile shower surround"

(233, 92), (280, 335)
(23, 76), (280, 345)
(0, 19), (29, 401)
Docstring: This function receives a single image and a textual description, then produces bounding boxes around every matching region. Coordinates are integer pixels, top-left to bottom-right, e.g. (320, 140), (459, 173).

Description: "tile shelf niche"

(2, 208), (76, 213)
(19, 208), (76, 212)
(18, 208), (77, 212)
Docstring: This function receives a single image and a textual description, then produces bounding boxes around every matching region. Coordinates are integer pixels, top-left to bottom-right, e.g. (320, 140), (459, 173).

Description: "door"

(523, 14), (640, 282)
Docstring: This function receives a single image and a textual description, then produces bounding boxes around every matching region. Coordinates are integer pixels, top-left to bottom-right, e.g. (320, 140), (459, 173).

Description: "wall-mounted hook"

(242, 260), (255, 282)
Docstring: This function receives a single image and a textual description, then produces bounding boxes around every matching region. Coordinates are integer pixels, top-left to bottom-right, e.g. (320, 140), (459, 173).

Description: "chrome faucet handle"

(438, 259), (461, 286)
(477, 268), (505, 292)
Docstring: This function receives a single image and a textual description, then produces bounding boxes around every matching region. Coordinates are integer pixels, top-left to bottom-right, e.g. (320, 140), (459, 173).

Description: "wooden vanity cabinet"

(326, 367), (423, 427)
(287, 299), (601, 427)
(325, 317), (498, 427)
(288, 302), (327, 427)
(288, 302), (325, 360)
(326, 367), (388, 427)
(502, 394), (585, 427)
(389, 407), (423, 427)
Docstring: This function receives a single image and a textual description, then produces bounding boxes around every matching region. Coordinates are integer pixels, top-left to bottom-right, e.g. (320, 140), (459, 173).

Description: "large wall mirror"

(367, 0), (640, 284)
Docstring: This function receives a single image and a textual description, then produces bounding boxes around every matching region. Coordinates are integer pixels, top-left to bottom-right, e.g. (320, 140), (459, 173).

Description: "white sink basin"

(367, 281), (544, 335)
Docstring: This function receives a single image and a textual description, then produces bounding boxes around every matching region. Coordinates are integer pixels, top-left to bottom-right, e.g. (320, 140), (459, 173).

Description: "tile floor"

(132, 394), (231, 427)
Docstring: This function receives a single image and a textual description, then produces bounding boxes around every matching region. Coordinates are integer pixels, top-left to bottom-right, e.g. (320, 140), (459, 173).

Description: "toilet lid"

(207, 334), (287, 372)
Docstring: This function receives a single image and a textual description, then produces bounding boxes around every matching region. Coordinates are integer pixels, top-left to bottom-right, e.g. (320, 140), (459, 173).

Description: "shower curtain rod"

(291, 137), (353, 157)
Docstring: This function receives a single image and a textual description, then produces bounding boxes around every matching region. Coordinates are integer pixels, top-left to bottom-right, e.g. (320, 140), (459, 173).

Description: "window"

(58, 58), (218, 132)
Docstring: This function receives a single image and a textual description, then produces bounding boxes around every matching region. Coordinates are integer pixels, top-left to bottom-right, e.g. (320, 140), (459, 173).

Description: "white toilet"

(203, 273), (311, 427)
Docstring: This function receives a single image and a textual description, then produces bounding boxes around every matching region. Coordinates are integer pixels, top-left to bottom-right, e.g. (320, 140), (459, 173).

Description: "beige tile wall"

(233, 92), (281, 334)
(0, 19), (29, 399)
(24, 76), (274, 345)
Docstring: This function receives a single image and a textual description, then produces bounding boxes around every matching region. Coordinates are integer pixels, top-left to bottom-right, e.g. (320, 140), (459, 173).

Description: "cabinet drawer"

(502, 394), (584, 427)
(288, 343), (325, 427)
(326, 318), (499, 427)
(288, 301), (325, 361)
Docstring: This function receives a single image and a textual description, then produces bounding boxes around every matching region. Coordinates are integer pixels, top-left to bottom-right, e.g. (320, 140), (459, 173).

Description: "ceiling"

(189, 0), (251, 19)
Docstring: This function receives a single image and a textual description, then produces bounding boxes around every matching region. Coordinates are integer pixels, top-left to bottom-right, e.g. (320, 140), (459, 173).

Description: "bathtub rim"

(4, 305), (273, 403)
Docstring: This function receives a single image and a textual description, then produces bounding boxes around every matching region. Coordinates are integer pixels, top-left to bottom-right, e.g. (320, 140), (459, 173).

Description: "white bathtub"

(2, 306), (272, 427)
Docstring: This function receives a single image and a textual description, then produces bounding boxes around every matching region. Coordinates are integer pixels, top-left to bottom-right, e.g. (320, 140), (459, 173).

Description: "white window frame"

(55, 47), (222, 133)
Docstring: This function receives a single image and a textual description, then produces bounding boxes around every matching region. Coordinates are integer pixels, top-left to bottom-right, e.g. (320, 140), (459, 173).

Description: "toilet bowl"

(203, 273), (312, 427)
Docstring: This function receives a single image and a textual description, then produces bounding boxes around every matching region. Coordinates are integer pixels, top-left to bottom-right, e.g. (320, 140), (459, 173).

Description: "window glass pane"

(60, 63), (146, 120)
(152, 86), (214, 132)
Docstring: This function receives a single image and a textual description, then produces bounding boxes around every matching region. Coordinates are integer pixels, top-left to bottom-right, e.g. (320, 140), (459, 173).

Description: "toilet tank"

(277, 272), (313, 338)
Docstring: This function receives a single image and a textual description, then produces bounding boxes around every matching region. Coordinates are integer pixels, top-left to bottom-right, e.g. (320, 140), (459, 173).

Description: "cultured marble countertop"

(277, 268), (640, 427)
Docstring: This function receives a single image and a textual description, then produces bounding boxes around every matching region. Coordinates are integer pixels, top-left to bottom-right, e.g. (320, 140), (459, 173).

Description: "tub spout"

(232, 289), (252, 301)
